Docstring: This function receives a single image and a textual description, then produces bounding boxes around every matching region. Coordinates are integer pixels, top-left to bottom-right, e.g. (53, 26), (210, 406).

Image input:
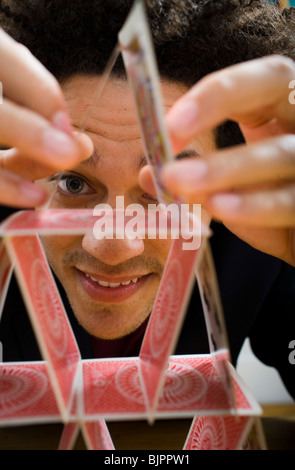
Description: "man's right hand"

(0, 29), (93, 208)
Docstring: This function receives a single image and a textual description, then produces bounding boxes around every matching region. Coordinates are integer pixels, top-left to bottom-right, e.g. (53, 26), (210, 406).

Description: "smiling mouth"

(76, 268), (154, 303)
(84, 273), (143, 288)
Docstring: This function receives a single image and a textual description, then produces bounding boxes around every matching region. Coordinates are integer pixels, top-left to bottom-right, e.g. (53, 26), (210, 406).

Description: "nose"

(82, 232), (145, 266)
(83, 195), (146, 265)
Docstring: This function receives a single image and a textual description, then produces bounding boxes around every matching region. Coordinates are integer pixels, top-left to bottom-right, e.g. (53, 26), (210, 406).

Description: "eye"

(57, 174), (95, 196)
(142, 192), (158, 203)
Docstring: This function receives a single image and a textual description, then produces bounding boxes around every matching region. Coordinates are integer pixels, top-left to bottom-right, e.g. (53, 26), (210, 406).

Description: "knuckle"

(14, 41), (32, 59)
(266, 54), (295, 81)
(276, 134), (295, 163)
(210, 73), (235, 97)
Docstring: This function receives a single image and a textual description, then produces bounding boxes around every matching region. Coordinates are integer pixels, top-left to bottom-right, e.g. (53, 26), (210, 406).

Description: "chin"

(73, 305), (149, 340)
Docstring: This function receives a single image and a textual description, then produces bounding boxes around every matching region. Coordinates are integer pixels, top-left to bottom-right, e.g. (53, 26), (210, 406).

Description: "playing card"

(81, 358), (145, 420)
(157, 355), (260, 417)
(139, 238), (200, 420)
(195, 241), (229, 354)
(195, 239), (237, 411)
(5, 235), (80, 421)
(183, 415), (254, 450)
(0, 209), (97, 236)
(81, 420), (115, 450)
(80, 354), (260, 421)
(119, 0), (174, 205)
(0, 239), (13, 320)
(0, 362), (60, 425)
(242, 417), (268, 450)
(58, 422), (80, 450)
(0, 208), (187, 241)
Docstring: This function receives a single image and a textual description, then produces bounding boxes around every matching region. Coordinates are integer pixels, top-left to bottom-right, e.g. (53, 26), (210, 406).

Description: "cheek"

(147, 238), (172, 265)
(40, 235), (76, 271)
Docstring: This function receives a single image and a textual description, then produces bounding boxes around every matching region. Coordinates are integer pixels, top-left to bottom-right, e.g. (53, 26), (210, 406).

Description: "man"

(0, 0), (294, 399)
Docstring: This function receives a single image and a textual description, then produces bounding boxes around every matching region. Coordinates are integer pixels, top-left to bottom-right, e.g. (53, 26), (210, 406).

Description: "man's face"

(40, 75), (215, 340)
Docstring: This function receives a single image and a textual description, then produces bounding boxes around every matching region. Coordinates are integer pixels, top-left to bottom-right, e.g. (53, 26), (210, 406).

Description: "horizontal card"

(0, 362), (60, 425)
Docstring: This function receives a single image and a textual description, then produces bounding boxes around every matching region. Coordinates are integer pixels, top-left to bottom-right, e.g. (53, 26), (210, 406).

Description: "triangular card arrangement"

(0, 1), (264, 450)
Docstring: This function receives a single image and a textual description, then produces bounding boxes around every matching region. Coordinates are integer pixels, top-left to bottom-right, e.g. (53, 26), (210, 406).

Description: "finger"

(0, 29), (68, 123)
(0, 148), (61, 180)
(138, 165), (158, 196)
(220, 223), (292, 265)
(204, 184), (295, 227)
(166, 55), (295, 153)
(0, 131), (94, 179)
(0, 168), (47, 207)
(0, 100), (94, 170)
(161, 135), (295, 195)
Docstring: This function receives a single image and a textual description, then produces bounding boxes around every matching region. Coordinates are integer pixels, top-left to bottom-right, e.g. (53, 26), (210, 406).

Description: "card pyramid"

(0, 1), (265, 450)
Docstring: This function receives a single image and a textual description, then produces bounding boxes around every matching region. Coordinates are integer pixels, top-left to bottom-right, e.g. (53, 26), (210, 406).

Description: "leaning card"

(119, 0), (174, 204)
(6, 235), (80, 420)
(242, 417), (268, 450)
(139, 237), (201, 419)
(81, 420), (115, 450)
(0, 239), (13, 319)
(58, 422), (80, 450)
(195, 240), (236, 410)
(184, 415), (254, 450)
(195, 240), (230, 354)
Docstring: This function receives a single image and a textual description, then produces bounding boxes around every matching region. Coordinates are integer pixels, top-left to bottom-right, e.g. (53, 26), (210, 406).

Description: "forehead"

(62, 74), (187, 141)
(61, 74), (216, 178)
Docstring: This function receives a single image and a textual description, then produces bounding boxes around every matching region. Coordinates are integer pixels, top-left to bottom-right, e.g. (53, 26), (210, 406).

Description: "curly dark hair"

(1, 0), (295, 148)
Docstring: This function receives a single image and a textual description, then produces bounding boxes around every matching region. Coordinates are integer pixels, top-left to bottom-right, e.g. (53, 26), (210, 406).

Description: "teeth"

(96, 279), (109, 287)
(85, 273), (141, 287)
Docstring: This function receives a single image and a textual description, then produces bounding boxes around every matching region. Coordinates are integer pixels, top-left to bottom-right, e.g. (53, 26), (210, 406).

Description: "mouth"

(76, 269), (154, 303)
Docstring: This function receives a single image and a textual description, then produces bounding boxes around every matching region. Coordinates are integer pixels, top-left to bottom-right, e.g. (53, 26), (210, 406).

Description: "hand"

(140, 55), (295, 266)
(0, 29), (93, 208)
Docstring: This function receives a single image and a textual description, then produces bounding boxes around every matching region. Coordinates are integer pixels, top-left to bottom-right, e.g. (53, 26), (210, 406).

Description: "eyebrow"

(84, 147), (199, 169)
(175, 148), (199, 160)
(84, 149), (148, 171)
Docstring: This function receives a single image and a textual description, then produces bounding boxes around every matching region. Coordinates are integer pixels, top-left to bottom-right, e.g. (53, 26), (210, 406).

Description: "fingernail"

(162, 159), (208, 190)
(166, 101), (199, 138)
(51, 110), (73, 136)
(209, 194), (241, 213)
(20, 181), (47, 202)
(42, 127), (76, 160)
